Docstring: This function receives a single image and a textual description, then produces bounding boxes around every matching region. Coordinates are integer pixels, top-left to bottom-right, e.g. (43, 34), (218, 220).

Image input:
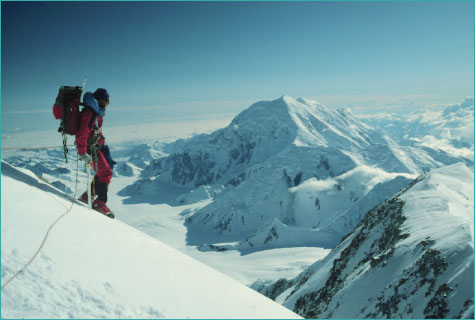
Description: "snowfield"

(1, 161), (301, 319)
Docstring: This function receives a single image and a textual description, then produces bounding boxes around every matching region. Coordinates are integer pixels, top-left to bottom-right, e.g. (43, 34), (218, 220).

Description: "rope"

(1, 145), (75, 151)
(1, 155), (81, 290)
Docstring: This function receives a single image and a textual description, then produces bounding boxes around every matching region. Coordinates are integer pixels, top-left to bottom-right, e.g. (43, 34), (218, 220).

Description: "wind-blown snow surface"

(257, 163), (474, 319)
(0, 161), (301, 319)
(120, 95), (469, 251)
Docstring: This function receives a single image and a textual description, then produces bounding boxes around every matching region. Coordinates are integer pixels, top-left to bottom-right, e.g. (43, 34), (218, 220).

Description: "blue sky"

(1, 1), (474, 132)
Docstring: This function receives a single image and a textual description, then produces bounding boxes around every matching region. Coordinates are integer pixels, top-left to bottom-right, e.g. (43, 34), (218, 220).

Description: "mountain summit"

(229, 95), (386, 150)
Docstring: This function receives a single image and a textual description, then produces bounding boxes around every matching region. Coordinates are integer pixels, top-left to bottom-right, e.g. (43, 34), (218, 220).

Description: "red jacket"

(75, 107), (105, 156)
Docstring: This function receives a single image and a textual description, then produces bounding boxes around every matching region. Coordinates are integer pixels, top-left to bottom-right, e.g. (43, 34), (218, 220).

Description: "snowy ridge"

(0, 161), (301, 319)
(257, 163), (474, 318)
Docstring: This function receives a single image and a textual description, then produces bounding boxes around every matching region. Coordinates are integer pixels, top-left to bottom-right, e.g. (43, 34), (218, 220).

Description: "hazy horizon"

(2, 1), (474, 134)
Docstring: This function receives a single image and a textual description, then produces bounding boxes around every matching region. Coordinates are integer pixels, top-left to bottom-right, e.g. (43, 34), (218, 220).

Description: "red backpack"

(52, 86), (83, 135)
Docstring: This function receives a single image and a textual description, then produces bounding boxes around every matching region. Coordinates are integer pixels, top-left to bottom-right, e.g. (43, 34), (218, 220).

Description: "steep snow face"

(289, 97), (386, 149)
(0, 162), (301, 319)
(258, 163), (474, 319)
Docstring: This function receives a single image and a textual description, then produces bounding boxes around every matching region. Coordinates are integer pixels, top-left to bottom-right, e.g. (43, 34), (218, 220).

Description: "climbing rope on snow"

(1, 155), (81, 291)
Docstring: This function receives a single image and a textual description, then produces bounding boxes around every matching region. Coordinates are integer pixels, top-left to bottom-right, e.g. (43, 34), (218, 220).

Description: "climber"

(77, 88), (116, 218)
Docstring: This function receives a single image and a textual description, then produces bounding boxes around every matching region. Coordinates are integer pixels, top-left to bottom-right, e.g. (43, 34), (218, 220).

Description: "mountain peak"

(204, 94), (387, 161)
(279, 94), (294, 103)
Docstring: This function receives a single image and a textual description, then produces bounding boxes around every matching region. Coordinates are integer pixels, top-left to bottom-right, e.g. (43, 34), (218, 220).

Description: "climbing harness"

(88, 129), (102, 163)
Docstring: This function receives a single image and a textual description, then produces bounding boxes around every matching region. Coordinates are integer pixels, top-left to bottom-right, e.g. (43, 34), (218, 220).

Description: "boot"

(92, 199), (115, 219)
(78, 191), (89, 204)
(78, 177), (98, 204)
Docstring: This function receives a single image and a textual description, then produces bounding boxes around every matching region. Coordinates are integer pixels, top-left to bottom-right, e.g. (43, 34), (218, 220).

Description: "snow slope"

(0, 161), (301, 319)
(257, 163), (474, 319)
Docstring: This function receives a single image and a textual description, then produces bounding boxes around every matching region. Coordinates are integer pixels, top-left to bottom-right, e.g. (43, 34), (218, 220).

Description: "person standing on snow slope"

(77, 88), (116, 219)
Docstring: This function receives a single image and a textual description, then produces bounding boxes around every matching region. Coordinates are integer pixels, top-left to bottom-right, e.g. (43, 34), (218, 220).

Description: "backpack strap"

(80, 105), (98, 130)
(88, 112), (98, 130)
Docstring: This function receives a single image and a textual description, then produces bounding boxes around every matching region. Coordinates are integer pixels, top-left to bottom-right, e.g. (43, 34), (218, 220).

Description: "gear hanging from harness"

(84, 113), (102, 201)
(88, 126), (102, 163)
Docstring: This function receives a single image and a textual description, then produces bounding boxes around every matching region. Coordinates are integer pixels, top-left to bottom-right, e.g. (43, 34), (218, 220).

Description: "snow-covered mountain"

(0, 161), (301, 319)
(255, 163), (474, 319)
(120, 96), (470, 250)
(359, 97), (474, 158)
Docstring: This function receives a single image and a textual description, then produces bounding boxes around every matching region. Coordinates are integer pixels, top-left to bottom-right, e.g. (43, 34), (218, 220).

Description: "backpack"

(52, 86), (83, 135)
